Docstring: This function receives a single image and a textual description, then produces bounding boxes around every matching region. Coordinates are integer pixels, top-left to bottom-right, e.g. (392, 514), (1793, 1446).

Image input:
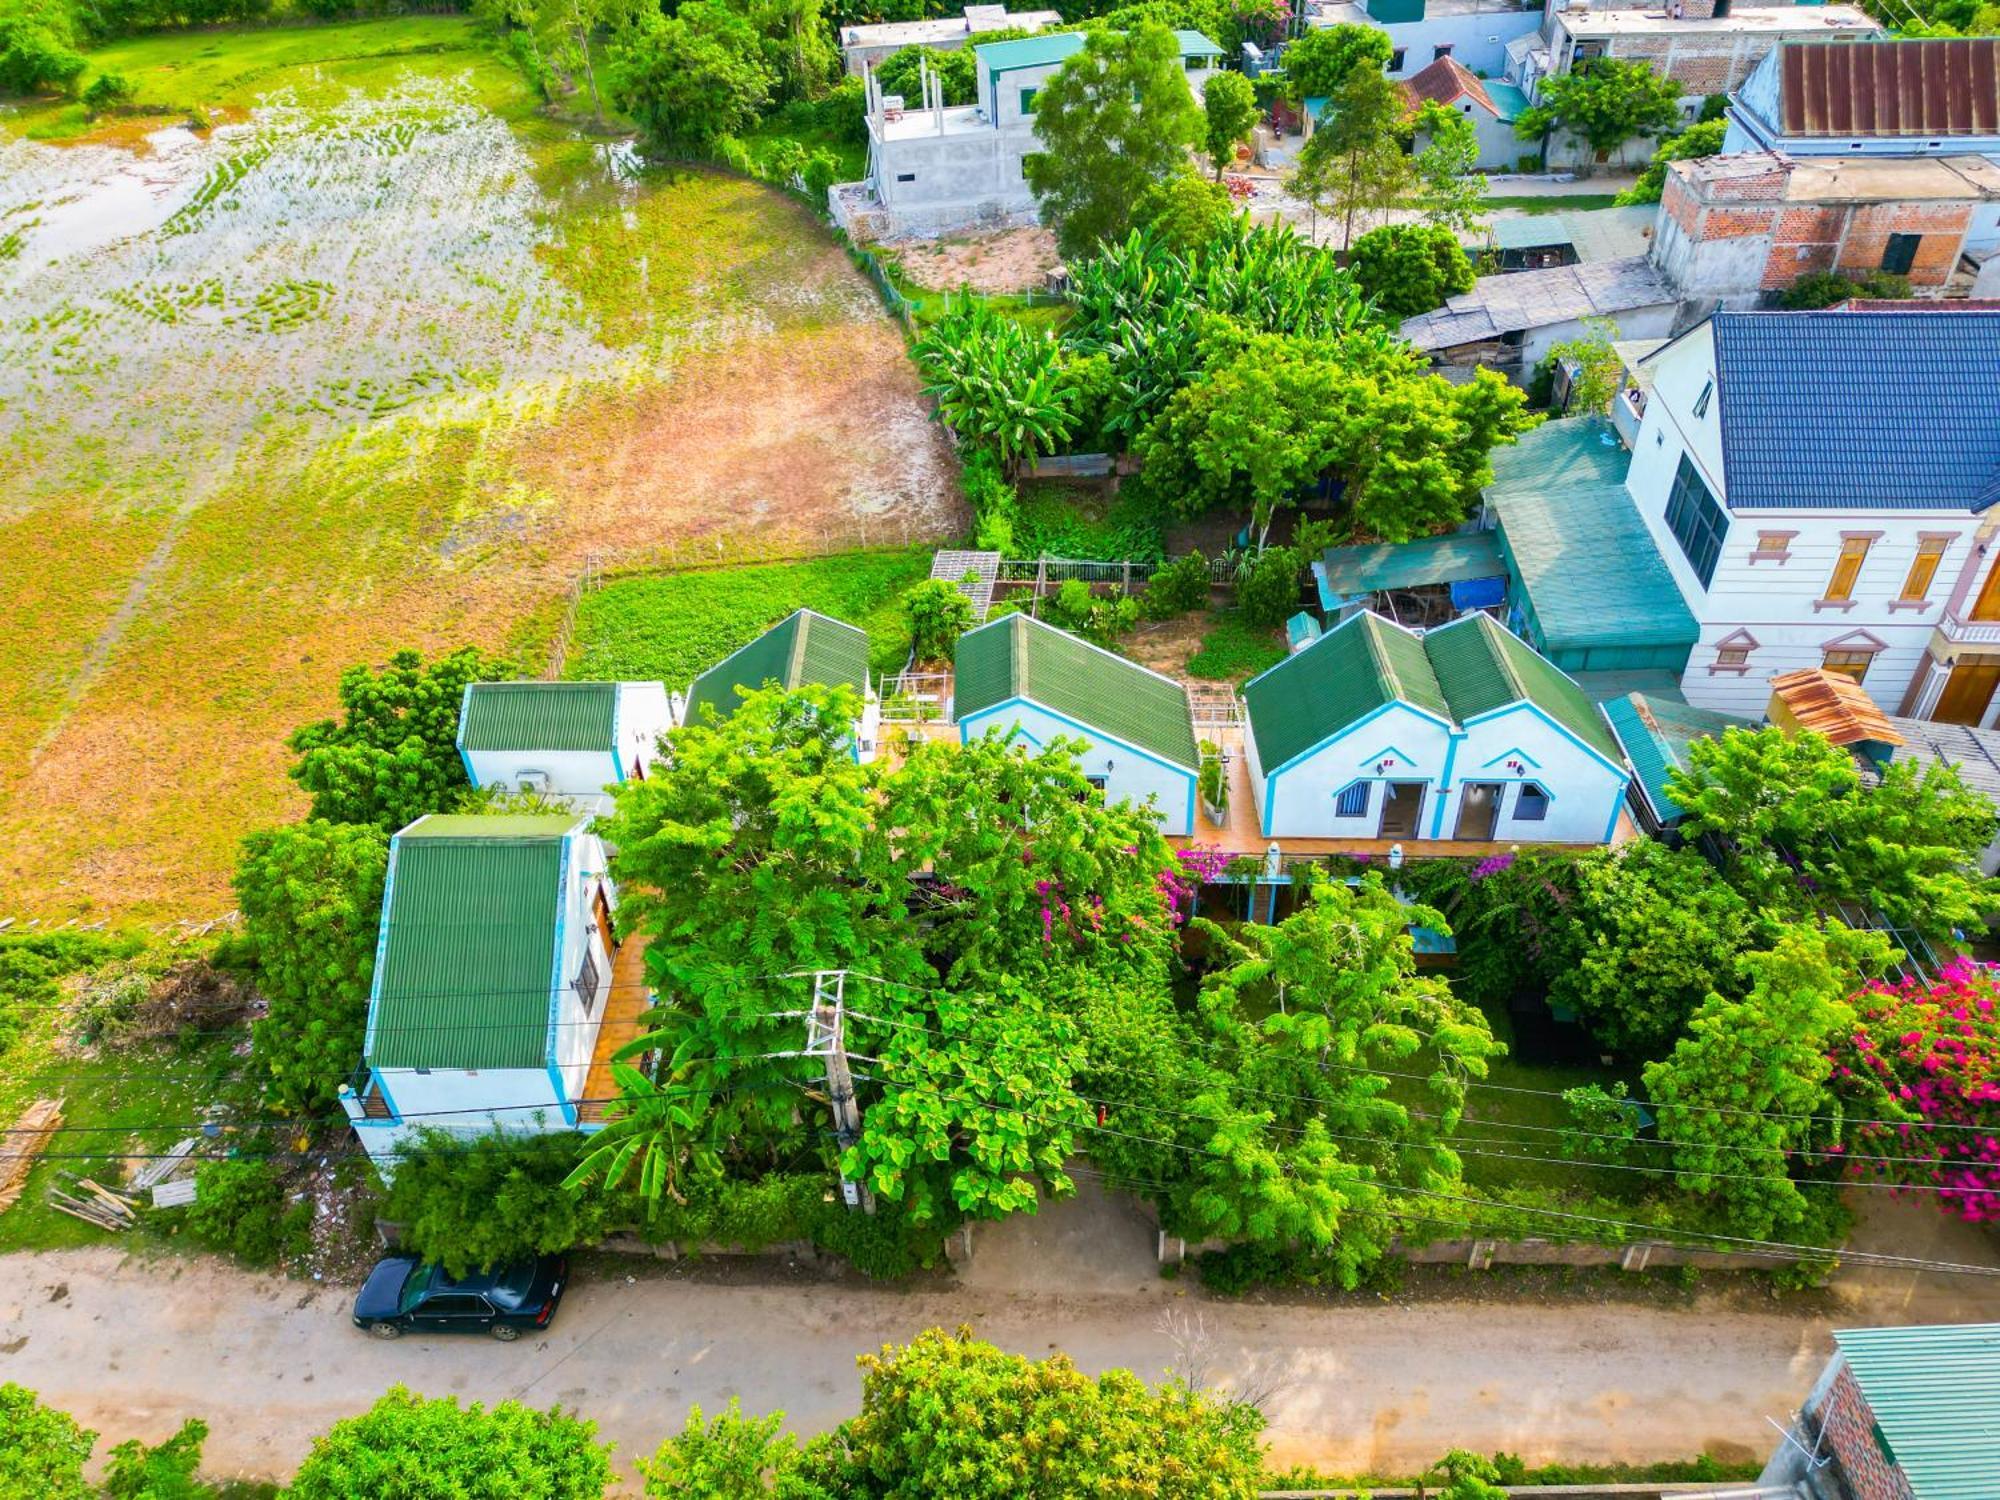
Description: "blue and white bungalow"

(338, 813), (640, 1171)
(1241, 611), (1630, 844)
(458, 680), (675, 813)
(682, 609), (882, 760)
(954, 612), (1200, 834)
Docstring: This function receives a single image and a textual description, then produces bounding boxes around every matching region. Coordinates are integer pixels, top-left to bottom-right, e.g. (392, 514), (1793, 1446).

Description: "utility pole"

(807, 970), (874, 1214)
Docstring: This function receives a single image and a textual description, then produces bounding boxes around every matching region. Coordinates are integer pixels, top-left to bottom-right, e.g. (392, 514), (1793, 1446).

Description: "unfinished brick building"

(1650, 149), (2000, 300)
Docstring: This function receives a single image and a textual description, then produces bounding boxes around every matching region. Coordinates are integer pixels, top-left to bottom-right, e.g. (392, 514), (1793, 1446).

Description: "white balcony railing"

(1937, 608), (2000, 646)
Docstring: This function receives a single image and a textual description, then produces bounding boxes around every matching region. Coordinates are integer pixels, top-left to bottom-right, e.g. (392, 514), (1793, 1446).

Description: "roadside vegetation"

(0, 1339), (1762, 1495)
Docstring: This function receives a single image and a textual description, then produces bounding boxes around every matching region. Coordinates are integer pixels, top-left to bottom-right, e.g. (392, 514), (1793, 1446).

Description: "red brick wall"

(1836, 202), (1974, 286)
(1816, 1364), (1917, 1500)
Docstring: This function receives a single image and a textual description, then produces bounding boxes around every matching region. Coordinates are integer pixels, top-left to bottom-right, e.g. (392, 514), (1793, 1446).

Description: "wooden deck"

(1176, 726), (1639, 855)
(577, 935), (652, 1126)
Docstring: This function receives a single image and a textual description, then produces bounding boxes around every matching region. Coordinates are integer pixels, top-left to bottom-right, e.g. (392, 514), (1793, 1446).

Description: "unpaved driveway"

(6, 1189), (1998, 1492)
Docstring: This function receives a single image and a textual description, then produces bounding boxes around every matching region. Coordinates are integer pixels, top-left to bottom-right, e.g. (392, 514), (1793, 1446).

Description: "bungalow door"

(1453, 782), (1503, 841)
(1377, 781), (1426, 839)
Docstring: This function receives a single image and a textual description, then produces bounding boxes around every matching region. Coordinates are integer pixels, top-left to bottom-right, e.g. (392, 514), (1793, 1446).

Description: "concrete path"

(3, 1187), (1995, 1491)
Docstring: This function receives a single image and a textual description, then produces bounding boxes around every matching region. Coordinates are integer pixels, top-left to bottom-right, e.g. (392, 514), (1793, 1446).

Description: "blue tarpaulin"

(1450, 575), (1508, 610)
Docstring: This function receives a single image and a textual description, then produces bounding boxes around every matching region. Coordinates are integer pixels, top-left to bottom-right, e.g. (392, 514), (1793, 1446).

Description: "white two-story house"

(1625, 307), (2000, 726)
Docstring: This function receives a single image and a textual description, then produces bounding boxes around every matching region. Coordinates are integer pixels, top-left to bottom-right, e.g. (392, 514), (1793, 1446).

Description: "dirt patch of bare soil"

(1122, 614), (1210, 680)
(887, 227), (1062, 294)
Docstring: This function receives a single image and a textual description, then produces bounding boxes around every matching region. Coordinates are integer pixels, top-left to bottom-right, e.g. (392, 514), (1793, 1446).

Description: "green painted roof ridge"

(1358, 615), (1402, 705)
(1011, 612), (1031, 699)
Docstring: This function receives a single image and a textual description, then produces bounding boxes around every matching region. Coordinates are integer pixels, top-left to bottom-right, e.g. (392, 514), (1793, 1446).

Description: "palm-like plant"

(562, 1065), (722, 1208)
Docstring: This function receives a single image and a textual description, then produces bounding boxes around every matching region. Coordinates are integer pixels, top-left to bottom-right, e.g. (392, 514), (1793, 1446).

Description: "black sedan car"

(352, 1253), (567, 1341)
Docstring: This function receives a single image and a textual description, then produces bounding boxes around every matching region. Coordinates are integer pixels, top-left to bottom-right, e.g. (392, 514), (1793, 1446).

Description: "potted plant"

(1198, 741), (1230, 824)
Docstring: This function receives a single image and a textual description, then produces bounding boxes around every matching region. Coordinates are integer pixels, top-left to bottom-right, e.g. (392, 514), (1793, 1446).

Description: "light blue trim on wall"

(545, 834), (575, 1124)
(549, 1061), (572, 1124)
(1356, 743), (1420, 773)
(371, 1069), (402, 1123)
(1480, 745), (1543, 771)
(1461, 701), (1628, 779)
(1429, 730), (1463, 837)
(960, 697), (1197, 835)
(1600, 783), (1631, 844)
(610, 685), (626, 782)
(360, 840), (402, 1062)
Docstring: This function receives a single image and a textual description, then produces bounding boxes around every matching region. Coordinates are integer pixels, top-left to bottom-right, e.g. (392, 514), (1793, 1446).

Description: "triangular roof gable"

(955, 612), (1199, 771)
(1243, 611), (1450, 774)
(1403, 55), (1500, 117)
(685, 609), (869, 725)
(1422, 614), (1626, 768)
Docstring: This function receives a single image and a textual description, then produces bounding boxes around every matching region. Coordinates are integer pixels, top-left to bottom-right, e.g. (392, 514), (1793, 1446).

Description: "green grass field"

(567, 549), (937, 686)
(1480, 194), (1624, 215)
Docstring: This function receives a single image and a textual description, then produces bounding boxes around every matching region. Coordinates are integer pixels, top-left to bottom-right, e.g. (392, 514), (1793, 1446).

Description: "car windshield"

(487, 1263), (537, 1309)
(396, 1264), (437, 1315)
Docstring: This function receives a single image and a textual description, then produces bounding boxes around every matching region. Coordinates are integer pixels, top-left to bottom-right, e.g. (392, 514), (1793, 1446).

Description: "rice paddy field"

(0, 19), (963, 922)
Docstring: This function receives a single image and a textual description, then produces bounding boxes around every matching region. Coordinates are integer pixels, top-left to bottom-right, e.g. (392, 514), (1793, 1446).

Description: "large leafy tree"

(1346, 222), (1475, 320)
(1643, 924), (1894, 1239)
(0, 1383), (94, 1500)
(1831, 960), (2000, 1224)
(1515, 57), (1682, 162)
(1290, 65), (1412, 250)
(1550, 840), (1763, 1060)
(1135, 329), (1530, 542)
(1618, 117), (1726, 205)
(795, 1328), (1268, 1498)
(608, 4), (775, 150)
(1279, 20), (1390, 104)
(233, 819), (389, 1113)
(287, 1386), (613, 1500)
(1023, 22), (1202, 259)
(1408, 99), (1486, 234)
(287, 646), (509, 831)
(1202, 68), (1259, 179)
(1666, 724), (1997, 945)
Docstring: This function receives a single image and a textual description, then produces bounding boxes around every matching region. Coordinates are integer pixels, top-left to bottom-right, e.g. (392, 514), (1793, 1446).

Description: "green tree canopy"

(0, 0), (86, 96)
(382, 1129), (611, 1277)
(287, 1386), (613, 1500)
(1291, 64), (1412, 250)
(234, 819), (388, 1113)
(1023, 22), (1202, 258)
(1134, 172), (1236, 253)
(1515, 57), (1682, 160)
(903, 577), (976, 664)
(794, 1328), (1268, 1497)
(1346, 222), (1475, 320)
(609, 4), (775, 150)
(640, 1399), (799, 1497)
(1279, 20), (1390, 103)
(102, 1419), (217, 1500)
(1666, 724), (1997, 945)
(0, 1383), (94, 1500)
(1202, 68), (1259, 178)
(1408, 98), (1486, 235)
(1617, 117), (1726, 205)
(287, 646), (509, 831)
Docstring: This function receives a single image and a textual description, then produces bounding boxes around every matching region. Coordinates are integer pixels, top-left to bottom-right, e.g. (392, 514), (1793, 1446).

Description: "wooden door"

(1935, 664), (2000, 727)
(1378, 782), (1426, 839)
(1454, 783), (1502, 841)
(592, 888), (616, 954)
(1971, 563), (2000, 622)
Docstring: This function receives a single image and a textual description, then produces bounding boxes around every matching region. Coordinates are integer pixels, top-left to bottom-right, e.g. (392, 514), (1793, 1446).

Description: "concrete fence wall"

(1155, 1230), (1804, 1275)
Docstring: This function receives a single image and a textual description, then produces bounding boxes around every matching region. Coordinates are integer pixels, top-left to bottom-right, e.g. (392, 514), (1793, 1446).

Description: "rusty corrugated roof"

(1779, 39), (2000, 139)
(1767, 669), (1904, 749)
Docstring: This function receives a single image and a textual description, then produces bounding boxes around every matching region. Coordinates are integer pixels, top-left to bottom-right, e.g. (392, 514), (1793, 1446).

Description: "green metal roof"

(1243, 612), (1447, 772)
(460, 681), (617, 753)
(1315, 531), (1505, 604)
(977, 26), (1217, 87)
(1173, 28), (1224, 55)
(1486, 417), (1701, 656)
(368, 815), (577, 1071)
(1488, 216), (1575, 252)
(1601, 692), (1750, 824)
(685, 610), (868, 726)
(955, 612), (1198, 770)
(1425, 613), (1623, 763)
(1831, 1323), (2000, 1499)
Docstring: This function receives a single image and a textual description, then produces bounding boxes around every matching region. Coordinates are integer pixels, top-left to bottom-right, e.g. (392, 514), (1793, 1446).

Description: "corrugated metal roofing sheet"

(1831, 1323), (2000, 1499)
(955, 613), (1199, 769)
(1779, 39), (2000, 139)
(1243, 612), (1447, 772)
(368, 818), (573, 1071)
(1768, 668), (1904, 747)
(1315, 531), (1506, 602)
(1885, 715), (2000, 801)
(460, 682), (617, 753)
(1485, 417), (1701, 655)
(1601, 691), (1751, 823)
(685, 610), (868, 725)
(1712, 310), (2000, 512)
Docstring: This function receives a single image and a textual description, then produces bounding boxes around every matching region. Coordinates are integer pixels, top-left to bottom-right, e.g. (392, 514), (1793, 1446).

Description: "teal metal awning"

(1601, 691), (1753, 825)
(1831, 1323), (2000, 1499)
(1313, 531), (1506, 610)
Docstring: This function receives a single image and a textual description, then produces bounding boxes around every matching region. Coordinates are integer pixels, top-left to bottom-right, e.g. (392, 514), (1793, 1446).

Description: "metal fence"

(878, 672), (954, 724)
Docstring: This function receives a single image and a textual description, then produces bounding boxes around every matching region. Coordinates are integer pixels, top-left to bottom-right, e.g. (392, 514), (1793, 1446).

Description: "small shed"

(1484, 417), (1701, 675)
(1313, 530), (1508, 628)
(1767, 668), (1904, 762)
(1485, 215), (1578, 272)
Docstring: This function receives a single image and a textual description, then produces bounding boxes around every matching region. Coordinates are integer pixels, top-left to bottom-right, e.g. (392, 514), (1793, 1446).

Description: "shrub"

(1197, 741), (1228, 815)
(102, 1418), (215, 1500)
(1140, 550), (1210, 619)
(1235, 546), (1302, 630)
(961, 447), (1018, 554)
(288, 1386), (612, 1500)
(81, 69), (133, 116)
(381, 1129), (609, 1277)
(1041, 579), (1138, 645)
(0, 2), (86, 97)
(183, 1160), (311, 1268)
(0, 1383), (94, 1500)
(0, 930), (144, 1056)
(1782, 270), (1912, 310)
(1347, 223), (1475, 320)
